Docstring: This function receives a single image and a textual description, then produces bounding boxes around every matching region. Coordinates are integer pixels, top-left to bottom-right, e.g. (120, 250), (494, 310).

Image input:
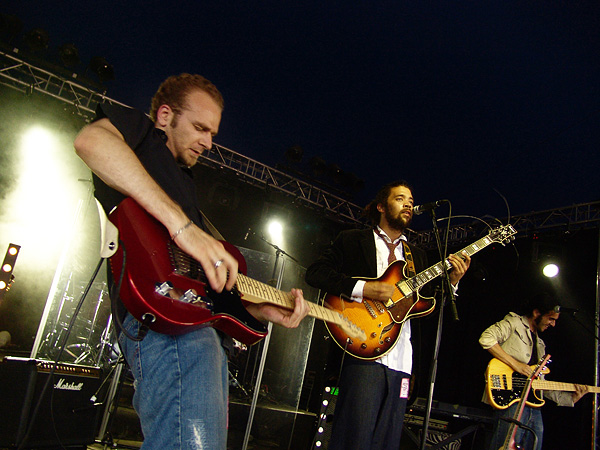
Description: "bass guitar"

(322, 224), (517, 359)
(108, 198), (366, 346)
(486, 357), (600, 410)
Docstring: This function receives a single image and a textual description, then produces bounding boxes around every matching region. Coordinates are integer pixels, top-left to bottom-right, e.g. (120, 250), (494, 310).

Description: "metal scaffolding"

(413, 201), (600, 249)
(198, 144), (366, 225)
(0, 48), (127, 121)
(2, 48), (599, 239)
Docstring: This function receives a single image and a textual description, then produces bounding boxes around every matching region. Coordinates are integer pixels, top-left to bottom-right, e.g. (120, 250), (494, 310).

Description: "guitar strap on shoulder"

(198, 209), (225, 240)
(401, 241), (417, 278)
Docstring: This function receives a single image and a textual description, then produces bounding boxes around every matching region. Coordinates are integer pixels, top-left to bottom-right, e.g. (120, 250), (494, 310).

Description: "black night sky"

(1, 2), (599, 449)
(3, 1), (599, 218)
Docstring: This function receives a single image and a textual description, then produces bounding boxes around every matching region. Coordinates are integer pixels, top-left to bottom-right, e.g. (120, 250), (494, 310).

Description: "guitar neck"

(532, 379), (600, 393)
(409, 233), (497, 290)
(236, 274), (347, 326)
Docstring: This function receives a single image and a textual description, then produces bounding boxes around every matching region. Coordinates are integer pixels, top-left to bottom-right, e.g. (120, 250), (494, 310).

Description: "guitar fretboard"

(169, 242), (366, 340)
(404, 232), (502, 291)
(237, 274), (352, 325)
(532, 380), (600, 393)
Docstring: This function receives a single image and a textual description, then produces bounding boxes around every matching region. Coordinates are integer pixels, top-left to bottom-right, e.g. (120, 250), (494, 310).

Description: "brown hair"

(363, 180), (412, 225)
(525, 291), (559, 317)
(149, 73), (224, 122)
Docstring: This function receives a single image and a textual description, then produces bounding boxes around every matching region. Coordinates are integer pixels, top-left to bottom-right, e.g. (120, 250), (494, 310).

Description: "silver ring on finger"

(214, 259), (224, 269)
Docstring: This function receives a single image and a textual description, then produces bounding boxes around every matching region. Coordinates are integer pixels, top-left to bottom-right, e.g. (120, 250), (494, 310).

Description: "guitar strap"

(401, 241), (417, 278)
(198, 208), (225, 240)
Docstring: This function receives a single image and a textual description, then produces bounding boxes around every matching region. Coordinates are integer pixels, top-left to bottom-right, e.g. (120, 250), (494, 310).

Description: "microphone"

(412, 199), (449, 216)
(244, 228), (252, 240)
(554, 305), (579, 315)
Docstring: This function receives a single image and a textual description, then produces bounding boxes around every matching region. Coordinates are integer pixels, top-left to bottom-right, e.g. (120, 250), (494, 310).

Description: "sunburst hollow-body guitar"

(322, 224), (517, 359)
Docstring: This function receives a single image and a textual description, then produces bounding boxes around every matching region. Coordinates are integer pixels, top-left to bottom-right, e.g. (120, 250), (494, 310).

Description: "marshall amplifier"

(0, 357), (103, 448)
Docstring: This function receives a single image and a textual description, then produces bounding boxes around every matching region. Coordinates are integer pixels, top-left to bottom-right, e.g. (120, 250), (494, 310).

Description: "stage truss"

(3, 45), (600, 450)
(2, 47), (599, 239)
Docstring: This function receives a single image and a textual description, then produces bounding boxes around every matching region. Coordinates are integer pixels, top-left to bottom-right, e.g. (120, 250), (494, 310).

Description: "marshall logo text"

(54, 378), (84, 391)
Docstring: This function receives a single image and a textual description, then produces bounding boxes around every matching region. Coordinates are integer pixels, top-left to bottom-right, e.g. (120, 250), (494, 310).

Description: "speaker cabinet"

(0, 357), (103, 448)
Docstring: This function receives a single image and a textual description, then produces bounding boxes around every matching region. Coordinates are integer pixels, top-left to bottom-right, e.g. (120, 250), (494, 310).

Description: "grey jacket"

(479, 312), (574, 407)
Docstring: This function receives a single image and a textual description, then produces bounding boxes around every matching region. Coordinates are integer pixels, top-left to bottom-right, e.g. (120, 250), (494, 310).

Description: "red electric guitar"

(108, 198), (366, 346)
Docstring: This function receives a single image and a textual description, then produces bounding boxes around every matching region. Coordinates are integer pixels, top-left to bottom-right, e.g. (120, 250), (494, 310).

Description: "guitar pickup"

(155, 281), (173, 296)
(179, 289), (198, 303)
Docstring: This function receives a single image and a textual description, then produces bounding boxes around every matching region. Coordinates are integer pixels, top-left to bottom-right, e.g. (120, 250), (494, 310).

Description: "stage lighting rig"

(58, 43), (80, 67)
(90, 56), (114, 82)
(0, 243), (20, 301)
(23, 28), (49, 52)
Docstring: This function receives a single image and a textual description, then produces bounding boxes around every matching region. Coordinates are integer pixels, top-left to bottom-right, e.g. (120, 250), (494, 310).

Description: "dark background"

(1, 2), (599, 449)
(2, 1), (599, 217)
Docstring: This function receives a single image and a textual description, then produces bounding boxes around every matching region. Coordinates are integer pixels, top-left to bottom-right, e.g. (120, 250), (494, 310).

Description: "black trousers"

(329, 359), (410, 450)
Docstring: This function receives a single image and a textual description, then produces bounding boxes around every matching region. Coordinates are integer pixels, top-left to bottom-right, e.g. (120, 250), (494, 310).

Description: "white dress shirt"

(350, 227), (413, 373)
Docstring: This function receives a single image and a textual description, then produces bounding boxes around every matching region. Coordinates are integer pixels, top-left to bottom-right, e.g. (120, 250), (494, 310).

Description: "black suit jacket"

(305, 228), (430, 380)
(305, 228), (428, 298)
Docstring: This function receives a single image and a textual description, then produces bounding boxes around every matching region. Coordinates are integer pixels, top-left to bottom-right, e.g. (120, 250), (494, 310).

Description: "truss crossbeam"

(413, 201), (600, 249)
(3, 49), (597, 235)
(199, 144), (366, 225)
(0, 49), (127, 121)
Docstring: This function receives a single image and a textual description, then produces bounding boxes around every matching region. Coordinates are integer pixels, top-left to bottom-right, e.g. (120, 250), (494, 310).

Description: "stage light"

(285, 145), (303, 164)
(542, 263), (559, 278)
(23, 28), (49, 52)
(309, 156), (328, 177)
(0, 243), (20, 301)
(267, 220), (283, 240)
(328, 163), (344, 185)
(10, 125), (82, 270)
(58, 43), (80, 67)
(342, 172), (365, 193)
(90, 56), (115, 82)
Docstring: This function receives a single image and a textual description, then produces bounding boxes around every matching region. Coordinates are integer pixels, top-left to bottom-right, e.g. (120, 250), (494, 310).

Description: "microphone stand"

(241, 235), (298, 450)
(257, 235), (299, 285)
(419, 208), (458, 450)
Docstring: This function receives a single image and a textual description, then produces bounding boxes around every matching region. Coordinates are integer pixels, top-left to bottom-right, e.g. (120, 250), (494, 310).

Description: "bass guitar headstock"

(531, 354), (551, 380)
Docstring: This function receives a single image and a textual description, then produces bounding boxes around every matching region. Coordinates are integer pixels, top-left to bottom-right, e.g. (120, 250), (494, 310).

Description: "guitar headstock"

(531, 354), (551, 380)
(488, 224), (517, 246)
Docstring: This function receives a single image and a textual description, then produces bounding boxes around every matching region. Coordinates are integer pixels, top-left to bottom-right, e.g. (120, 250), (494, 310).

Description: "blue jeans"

(118, 313), (229, 450)
(489, 403), (543, 450)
